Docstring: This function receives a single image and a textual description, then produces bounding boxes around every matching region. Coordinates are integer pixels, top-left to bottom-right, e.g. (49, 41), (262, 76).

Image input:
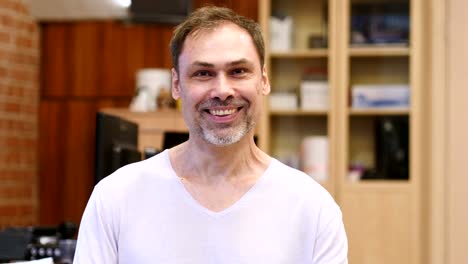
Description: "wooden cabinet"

(258, 0), (426, 263)
(99, 108), (187, 152)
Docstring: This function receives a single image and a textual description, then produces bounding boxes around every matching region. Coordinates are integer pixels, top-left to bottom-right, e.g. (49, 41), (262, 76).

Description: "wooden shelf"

(99, 108), (187, 132)
(270, 109), (329, 116)
(343, 180), (411, 192)
(348, 46), (410, 57)
(270, 49), (328, 58)
(349, 108), (410, 116)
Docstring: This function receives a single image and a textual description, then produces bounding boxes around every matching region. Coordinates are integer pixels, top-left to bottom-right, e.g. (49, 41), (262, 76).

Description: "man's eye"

(231, 68), (247, 75)
(193, 71), (212, 77)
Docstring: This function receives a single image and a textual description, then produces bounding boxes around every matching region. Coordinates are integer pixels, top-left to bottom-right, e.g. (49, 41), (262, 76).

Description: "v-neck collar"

(163, 149), (274, 218)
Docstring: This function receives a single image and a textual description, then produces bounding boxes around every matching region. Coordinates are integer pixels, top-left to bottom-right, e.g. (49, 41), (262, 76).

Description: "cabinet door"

(339, 0), (422, 263)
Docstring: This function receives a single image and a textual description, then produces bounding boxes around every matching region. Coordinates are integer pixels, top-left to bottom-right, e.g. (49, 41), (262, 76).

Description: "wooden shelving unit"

(270, 49), (329, 58)
(270, 109), (328, 116)
(348, 107), (410, 116)
(349, 46), (410, 57)
(259, 0), (425, 263)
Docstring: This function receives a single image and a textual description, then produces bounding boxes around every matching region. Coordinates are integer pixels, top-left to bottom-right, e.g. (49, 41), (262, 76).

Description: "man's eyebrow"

(190, 59), (254, 68)
(191, 61), (215, 68)
(226, 59), (253, 67)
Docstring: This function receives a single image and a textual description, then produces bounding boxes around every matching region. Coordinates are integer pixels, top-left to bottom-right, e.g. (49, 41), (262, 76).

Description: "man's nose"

(211, 74), (235, 101)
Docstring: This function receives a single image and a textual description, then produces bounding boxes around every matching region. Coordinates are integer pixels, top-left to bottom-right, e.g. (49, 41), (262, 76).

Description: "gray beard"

(200, 118), (256, 146)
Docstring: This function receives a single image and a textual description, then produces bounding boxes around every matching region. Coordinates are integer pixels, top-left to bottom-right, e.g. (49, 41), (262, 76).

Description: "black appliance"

(95, 112), (141, 184)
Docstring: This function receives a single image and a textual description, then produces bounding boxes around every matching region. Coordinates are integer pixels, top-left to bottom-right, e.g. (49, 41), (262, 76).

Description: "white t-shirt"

(74, 150), (347, 264)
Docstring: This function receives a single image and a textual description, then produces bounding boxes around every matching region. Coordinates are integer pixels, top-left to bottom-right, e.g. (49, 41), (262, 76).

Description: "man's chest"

(118, 220), (312, 264)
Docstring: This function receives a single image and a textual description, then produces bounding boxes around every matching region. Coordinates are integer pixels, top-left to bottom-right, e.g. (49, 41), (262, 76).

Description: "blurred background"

(0, 0), (466, 263)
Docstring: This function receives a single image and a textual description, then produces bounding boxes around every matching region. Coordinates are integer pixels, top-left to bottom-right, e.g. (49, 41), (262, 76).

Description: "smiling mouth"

(205, 107), (243, 117)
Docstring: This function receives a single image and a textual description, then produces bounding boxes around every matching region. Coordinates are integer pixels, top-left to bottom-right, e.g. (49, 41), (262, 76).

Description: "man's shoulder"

(94, 150), (174, 198)
(268, 159), (325, 192)
(266, 159), (338, 207)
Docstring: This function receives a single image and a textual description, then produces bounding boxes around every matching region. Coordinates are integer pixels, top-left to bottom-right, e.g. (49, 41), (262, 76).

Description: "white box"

(352, 84), (410, 108)
(269, 92), (298, 110)
(270, 16), (293, 51)
(301, 136), (328, 182)
(300, 81), (329, 110)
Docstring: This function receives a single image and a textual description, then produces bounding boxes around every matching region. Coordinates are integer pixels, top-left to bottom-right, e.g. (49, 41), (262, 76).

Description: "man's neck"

(169, 134), (270, 185)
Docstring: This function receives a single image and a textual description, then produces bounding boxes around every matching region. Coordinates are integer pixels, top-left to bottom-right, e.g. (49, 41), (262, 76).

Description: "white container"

(269, 92), (298, 110)
(270, 16), (293, 51)
(301, 136), (328, 182)
(300, 80), (329, 110)
(130, 68), (171, 112)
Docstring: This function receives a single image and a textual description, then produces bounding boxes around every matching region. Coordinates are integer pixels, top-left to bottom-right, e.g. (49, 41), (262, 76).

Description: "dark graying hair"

(170, 6), (265, 72)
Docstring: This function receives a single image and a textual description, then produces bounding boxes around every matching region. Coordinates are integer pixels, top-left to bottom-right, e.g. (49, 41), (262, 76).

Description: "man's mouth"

(208, 108), (241, 116)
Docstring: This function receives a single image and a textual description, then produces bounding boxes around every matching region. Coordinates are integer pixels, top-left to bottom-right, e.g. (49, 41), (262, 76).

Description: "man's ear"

(171, 68), (181, 100)
(261, 65), (271, 95)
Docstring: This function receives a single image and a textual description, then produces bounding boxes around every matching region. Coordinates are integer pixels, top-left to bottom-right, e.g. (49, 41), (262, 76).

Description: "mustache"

(197, 98), (248, 110)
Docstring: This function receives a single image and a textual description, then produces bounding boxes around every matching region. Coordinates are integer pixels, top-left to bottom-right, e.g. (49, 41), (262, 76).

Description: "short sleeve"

(312, 208), (348, 264)
(73, 185), (119, 264)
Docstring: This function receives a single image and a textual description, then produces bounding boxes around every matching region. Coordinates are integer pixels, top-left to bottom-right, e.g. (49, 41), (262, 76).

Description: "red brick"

(0, 137), (36, 149)
(8, 68), (36, 82)
(15, 35), (33, 48)
(0, 0), (39, 227)
(15, 20), (37, 33)
(0, 170), (35, 182)
(8, 52), (38, 65)
(13, 2), (29, 15)
(0, 31), (10, 43)
(0, 14), (14, 28)
(0, 119), (36, 132)
(0, 66), (6, 77)
(0, 48), (6, 60)
(0, 205), (34, 217)
(0, 101), (21, 112)
(0, 185), (33, 200)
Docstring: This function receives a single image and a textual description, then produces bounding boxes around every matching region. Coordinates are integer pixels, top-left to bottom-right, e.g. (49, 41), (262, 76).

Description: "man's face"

(172, 22), (270, 146)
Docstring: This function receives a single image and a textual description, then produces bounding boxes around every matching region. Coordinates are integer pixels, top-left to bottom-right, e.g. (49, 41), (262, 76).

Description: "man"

(74, 6), (347, 264)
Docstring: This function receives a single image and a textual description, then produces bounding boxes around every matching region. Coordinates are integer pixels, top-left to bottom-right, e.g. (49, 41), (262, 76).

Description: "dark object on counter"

(0, 222), (78, 263)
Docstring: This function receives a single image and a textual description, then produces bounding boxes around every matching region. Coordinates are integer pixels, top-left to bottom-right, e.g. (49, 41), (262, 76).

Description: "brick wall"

(0, 0), (39, 228)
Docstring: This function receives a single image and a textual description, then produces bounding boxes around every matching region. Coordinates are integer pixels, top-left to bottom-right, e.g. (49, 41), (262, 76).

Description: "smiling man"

(74, 6), (347, 264)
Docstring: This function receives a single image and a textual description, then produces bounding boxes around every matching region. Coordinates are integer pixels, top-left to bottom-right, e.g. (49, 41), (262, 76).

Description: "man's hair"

(170, 6), (265, 72)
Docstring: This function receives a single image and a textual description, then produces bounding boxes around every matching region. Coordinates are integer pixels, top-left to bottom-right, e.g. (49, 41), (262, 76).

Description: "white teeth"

(210, 109), (237, 116)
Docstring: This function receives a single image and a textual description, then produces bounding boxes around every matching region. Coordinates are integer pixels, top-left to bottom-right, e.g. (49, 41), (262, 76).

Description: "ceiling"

(25, 0), (129, 20)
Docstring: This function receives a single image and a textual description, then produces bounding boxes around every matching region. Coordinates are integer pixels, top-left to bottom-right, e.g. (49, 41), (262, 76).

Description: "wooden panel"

(70, 22), (101, 97)
(123, 25), (146, 95)
(161, 27), (176, 69)
(99, 22), (127, 97)
(41, 23), (70, 98)
(39, 101), (66, 225)
(447, 0), (468, 263)
(341, 189), (413, 264)
(61, 102), (96, 224)
(40, 22), (180, 100)
(194, 0), (258, 20)
(143, 26), (165, 68)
